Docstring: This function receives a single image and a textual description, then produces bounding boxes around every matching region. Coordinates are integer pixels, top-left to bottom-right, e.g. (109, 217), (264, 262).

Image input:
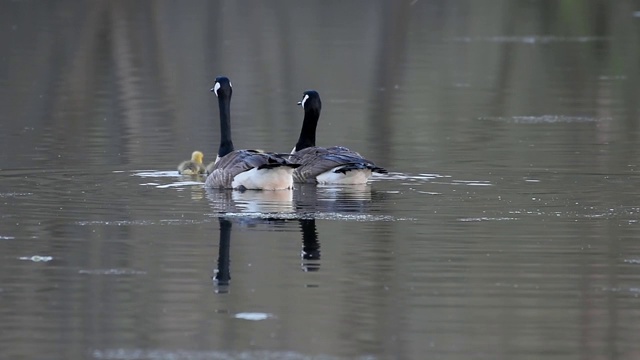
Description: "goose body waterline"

(290, 90), (387, 184)
(204, 76), (299, 190)
(178, 151), (206, 175)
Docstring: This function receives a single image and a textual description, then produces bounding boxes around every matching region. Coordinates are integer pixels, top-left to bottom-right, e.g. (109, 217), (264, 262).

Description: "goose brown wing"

(322, 147), (386, 173)
(290, 147), (359, 181)
(213, 150), (261, 175)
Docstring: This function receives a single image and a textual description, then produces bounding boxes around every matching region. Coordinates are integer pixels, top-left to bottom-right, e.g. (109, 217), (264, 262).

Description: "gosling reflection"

(300, 218), (320, 272)
(213, 217), (232, 293)
(187, 180), (206, 200)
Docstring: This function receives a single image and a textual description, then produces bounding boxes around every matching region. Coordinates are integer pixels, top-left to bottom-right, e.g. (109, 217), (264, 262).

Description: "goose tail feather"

(333, 163), (387, 174)
(258, 163), (301, 170)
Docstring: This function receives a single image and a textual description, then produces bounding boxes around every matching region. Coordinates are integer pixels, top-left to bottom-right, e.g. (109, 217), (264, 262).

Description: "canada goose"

(178, 151), (206, 175)
(204, 76), (300, 190)
(290, 90), (387, 184)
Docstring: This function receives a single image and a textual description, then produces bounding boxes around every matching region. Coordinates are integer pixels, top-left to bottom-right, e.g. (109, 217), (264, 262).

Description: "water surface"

(1, 1), (640, 359)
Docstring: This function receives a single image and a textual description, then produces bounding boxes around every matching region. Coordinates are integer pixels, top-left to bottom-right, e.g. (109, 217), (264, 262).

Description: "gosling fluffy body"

(178, 151), (206, 175)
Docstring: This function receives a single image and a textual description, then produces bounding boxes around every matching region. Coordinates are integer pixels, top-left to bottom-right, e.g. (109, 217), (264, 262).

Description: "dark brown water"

(2, 1), (640, 359)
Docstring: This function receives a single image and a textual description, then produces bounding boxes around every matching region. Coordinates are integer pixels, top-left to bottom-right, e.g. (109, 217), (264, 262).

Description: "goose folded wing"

(323, 147), (387, 173)
(291, 147), (378, 180)
(214, 150), (297, 177)
(211, 150), (256, 177)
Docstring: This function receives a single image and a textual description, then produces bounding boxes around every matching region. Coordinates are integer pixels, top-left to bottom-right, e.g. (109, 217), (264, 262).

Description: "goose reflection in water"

(205, 182), (384, 217)
(208, 184), (383, 288)
(212, 216), (321, 294)
(294, 183), (384, 215)
(208, 190), (294, 293)
(299, 218), (320, 272)
(213, 217), (232, 293)
(205, 188), (294, 215)
(232, 190), (294, 213)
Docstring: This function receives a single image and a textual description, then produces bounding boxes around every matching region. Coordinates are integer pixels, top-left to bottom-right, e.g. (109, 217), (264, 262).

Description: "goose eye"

(301, 94), (309, 108)
(213, 82), (221, 97)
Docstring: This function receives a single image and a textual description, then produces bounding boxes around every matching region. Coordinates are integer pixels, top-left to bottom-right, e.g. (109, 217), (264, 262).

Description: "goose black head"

(297, 90), (321, 112)
(211, 76), (233, 98)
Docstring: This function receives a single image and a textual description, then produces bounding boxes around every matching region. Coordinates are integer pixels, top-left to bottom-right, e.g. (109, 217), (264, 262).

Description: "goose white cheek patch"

(300, 94), (309, 108)
(213, 82), (221, 97)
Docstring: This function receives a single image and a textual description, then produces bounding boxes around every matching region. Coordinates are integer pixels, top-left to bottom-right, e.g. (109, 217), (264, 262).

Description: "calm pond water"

(2, 1), (640, 359)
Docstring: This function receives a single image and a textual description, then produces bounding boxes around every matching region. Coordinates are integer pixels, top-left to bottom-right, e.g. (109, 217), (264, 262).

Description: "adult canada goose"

(178, 151), (206, 175)
(290, 90), (387, 184)
(204, 76), (300, 190)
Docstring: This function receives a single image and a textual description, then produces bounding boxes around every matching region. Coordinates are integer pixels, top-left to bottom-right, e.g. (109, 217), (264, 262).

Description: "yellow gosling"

(178, 151), (206, 175)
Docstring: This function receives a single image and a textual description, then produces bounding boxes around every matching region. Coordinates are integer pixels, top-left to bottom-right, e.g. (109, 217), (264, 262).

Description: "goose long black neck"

(294, 106), (321, 152)
(217, 94), (234, 158)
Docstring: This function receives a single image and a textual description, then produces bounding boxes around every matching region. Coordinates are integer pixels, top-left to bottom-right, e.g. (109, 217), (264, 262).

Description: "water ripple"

(598, 75), (627, 81)
(91, 349), (376, 360)
(153, 181), (204, 189)
(74, 219), (211, 226)
(132, 170), (183, 178)
(374, 172), (450, 181)
(451, 180), (492, 186)
(233, 312), (274, 321)
(478, 115), (612, 124)
(375, 172), (492, 188)
(450, 35), (611, 44)
(508, 206), (640, 220)
(210, 212), (415, 222)
(18, 255), (53, 262)
(458, 217), (519, 222)
(78, 269), (147, 276)
(600, 287), (640, 297)
(0, 192), (33, 198)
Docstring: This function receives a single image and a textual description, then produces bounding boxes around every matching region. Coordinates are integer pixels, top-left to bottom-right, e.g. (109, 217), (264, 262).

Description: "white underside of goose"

(316, 167), (372, 185)
(232, 167), (295, 190)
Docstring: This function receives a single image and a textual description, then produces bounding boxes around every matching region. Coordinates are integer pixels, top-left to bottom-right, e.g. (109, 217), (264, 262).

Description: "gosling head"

(191, 151), (204, 164)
